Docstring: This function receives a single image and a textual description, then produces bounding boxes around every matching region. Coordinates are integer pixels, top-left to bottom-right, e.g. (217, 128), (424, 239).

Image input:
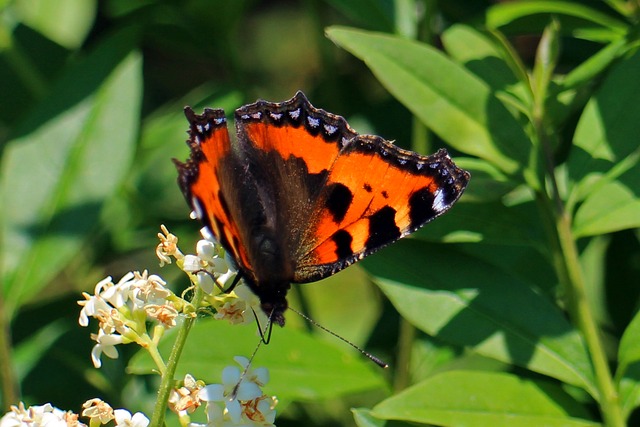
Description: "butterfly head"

(257, 283), (290, 327)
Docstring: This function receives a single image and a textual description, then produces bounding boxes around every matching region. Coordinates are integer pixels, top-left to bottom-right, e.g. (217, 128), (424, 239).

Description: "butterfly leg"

(251, 307), (275, 344)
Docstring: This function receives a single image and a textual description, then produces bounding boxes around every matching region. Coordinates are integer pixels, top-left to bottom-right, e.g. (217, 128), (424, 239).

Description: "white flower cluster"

(156, 225), (265, 327)
(78, 225), (264, 368)
(0, 401), (149, 427)
(71, 226), (278, 426)
(192, 357), (277, 427)
(77, 269), (177, 368)
(0, 403), (84, 427)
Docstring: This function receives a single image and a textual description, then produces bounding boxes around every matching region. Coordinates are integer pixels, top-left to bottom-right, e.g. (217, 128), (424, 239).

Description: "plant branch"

(530, 19), (624, 426)
(149, 285), (204, 427)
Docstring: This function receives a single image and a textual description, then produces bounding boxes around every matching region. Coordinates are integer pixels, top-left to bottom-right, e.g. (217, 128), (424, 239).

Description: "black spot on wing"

(363, 183), (372, 192)
(408, 187), (438, 230)
(331, 229), (353, 259)
(366, 206), (400, 250)
(326, 183), (353, 223)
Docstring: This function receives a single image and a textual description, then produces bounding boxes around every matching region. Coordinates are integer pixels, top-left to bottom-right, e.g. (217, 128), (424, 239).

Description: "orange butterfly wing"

(174, 107), (255, 280)
(296, 141), (468, 282)
(232, 92), (469, 283)
(177, 93), (470, 325)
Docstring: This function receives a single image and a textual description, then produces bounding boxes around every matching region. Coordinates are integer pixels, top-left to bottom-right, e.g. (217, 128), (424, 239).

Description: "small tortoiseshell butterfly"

(175, 92), (470, 327)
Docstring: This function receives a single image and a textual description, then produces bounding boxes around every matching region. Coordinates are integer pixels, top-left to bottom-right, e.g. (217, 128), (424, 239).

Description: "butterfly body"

(175, 92), (470, 326)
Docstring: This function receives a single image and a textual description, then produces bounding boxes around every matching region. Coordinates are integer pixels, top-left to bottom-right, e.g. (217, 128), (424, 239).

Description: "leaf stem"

(149, 285), (204, 427)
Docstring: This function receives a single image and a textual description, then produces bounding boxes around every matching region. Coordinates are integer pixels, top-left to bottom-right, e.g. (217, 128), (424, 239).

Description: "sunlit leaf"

(128, 319), (388, 403)
(0, 33), (141, 318)
(326, 26), (531, 176)
(364, 240), (597, 396)
(373, 371), (599, 426)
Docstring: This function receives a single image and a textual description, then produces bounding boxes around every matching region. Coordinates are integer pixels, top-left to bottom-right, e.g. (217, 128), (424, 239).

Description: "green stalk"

(393, 317), (416, 392)
(0, 302), (18, 409)
(555, 212), (624, 427)
(149, 285), (204, 427)
(531, 19), (623, 426)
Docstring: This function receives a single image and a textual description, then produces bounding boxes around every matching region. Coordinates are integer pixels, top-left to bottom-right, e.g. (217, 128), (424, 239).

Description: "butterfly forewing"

(293, 136), (469, 283)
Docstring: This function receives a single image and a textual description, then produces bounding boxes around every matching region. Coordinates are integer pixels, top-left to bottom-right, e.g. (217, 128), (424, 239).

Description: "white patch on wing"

(192, 197), (204, 220)
(432, 188), (447, 213)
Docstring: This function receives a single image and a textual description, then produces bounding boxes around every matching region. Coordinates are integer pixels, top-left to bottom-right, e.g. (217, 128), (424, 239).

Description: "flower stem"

(149, 285), (204, 427)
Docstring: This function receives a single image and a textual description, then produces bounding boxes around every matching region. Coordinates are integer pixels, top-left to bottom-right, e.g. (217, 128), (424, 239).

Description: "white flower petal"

(196, 240), (216, 262)
(114, 409), (132, 425)
(199, 384), (224, 402)
(235, 382), (261, 401)
(197, 272), (215, 295)
(253, 367), (270, 385)
(94, 276), (114, 294)
(221, 366), (241, 385)
(209, 257), (228, 273)
(204, 402), (224, 424)
(225, 399), (242, 424)
(233, 356), (250, 370)
(182, 255), (202, 273)
(91, 345), (104, 368)
(102, 344), (119, 359)
(130, 412), (150, 427)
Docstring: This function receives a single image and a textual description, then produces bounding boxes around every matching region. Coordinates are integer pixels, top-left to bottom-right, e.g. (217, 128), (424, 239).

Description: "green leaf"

(580, 236), (611, 329)
(13, 320), (68, 381)
(363, 240), (597, 396)
(326, 26), (531, 176)
(442, 24), (530, 109)
(619, 363), (640, 421)
(128, 319), (388, 403)
(568, 50), (640, 208)
(13, 0), (97, 48)
(0, 33), (141, 318)
(322, 0), (393, 32)
(573, 174), (640, 237)
(297, 264), (383, 346)
(549, 38), (628, 129)
(353, 408), (385, 427)
(561, 38), (628, 91)
(415, 199), (544, 247)
(451, 158), (517, 202)
(486, 1), (627, 37)
(373, 371), (600, 426)
(618, 310), (640, 379)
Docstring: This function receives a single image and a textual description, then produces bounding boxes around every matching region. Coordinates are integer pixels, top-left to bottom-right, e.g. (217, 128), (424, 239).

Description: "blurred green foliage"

(1, 1), (639, 426)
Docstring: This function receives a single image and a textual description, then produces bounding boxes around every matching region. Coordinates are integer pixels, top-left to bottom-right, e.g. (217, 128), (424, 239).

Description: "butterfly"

(175, 91), (470, 327)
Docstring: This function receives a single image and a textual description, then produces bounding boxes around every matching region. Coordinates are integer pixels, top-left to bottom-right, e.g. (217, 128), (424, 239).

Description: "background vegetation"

(1, 0), (639, 426)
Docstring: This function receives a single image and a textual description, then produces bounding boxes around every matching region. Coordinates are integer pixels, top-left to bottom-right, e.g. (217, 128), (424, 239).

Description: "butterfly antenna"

(230, 309), (273, 400)
(288, 306), (388, 368)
